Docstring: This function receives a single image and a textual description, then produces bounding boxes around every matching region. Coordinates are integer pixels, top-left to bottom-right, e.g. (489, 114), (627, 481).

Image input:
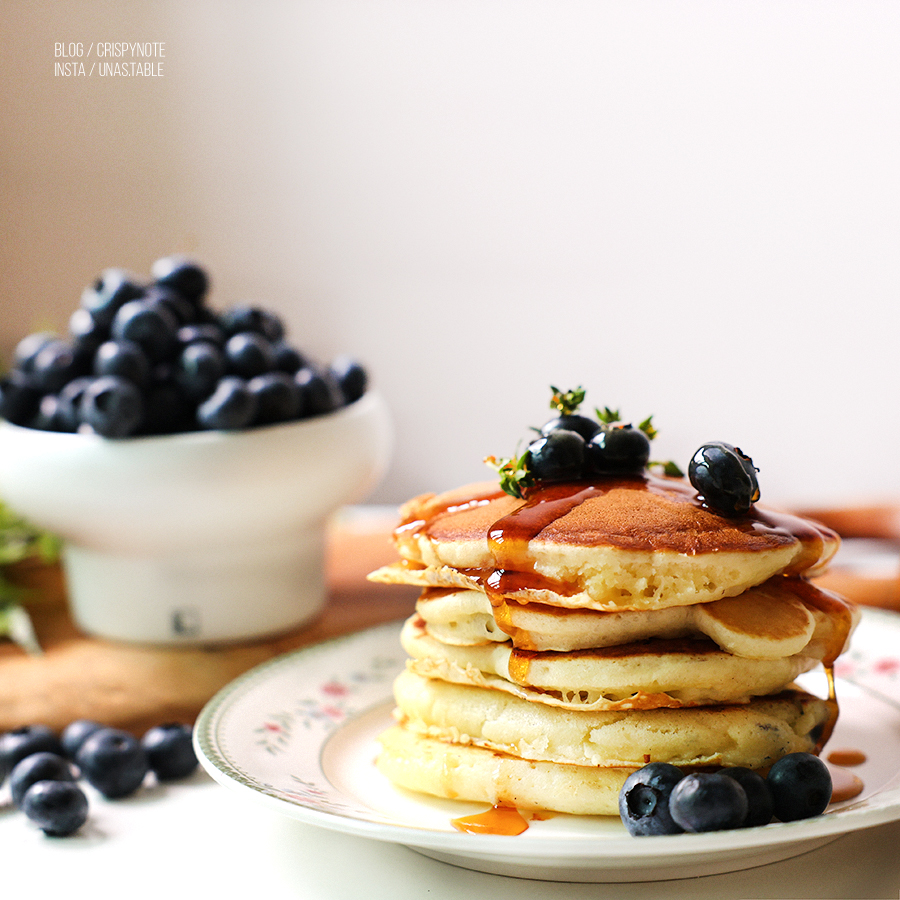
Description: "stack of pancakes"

(370, 474), (858, 816)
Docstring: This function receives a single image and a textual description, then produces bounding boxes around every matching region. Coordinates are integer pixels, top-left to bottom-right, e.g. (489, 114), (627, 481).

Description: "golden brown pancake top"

(397, 475), (838, 564)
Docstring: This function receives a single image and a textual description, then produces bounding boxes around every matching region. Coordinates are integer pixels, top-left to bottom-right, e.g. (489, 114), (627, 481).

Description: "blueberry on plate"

(10, 752), (76, 807)
(141, 723), (198, 781)
(720, 767), (774, 827)
(0, 725), (65, 776)
(525, 429), (586, 483)
(75, 727), (149, 799)
(61, 719), (104, 761)
(668, 772), (749, 833)
(767, 753), (832, 822)
(618, 763), (686, 836)
(22, 780), (89, 837)
(688, 442), (760, 516)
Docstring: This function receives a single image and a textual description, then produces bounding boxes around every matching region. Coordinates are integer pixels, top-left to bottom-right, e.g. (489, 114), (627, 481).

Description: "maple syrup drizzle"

(827, 764), (865, 804)
(827, 748), (867, 767)
(451, 804), (530, 836)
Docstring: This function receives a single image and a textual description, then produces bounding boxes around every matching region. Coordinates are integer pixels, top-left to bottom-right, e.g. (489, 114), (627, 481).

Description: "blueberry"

(176, 341), (226, 401)
(141, 377), (195, 435)
(141, 723), (197, 781)
(540, 414), (602, 442)
(224, 331), (276, 379)
(618, 763), (685, 835)
(0, 725), (64, 776)
(69, 307), (107, 357)
(75, 727), (149, 799)
(525, 429), (586, 482)
(585, 424), (651, 474)
(248, 371), (303, 424)
(720, 767), (774, 827)
(145, 285), (197, 327)
(61, 719), (104, 761)
(93, 340), (151, 389)
(10, 752), (76, 807)
(23, 781), (89, 837)
(295, 366), (343, 415)
(688, 442), (760, 516)
(271, 341), (307, 374)
(28, 393), (77, 433)
(80, 268), (144, 329)
(150, 256), (209, 303)
(669, 772), (749, 833)
(78, 375), (144, 438)
(12, 332), (57, 372)
(29, 339), (82, 393)
(330, 356), (367, 404)
(219, 305), (284, 342)
(196, 377), (257, 430)
(111, 299), (179, 362)
(767, 753), (832, 822)
(177, 323), (225, 349)
(0, 370), (42, 425)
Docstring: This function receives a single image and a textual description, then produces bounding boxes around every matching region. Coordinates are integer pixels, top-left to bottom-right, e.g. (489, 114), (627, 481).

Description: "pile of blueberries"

(0, 720), (197, 837)
(0, 256), (368, 438)
(618, 753), (833, 835)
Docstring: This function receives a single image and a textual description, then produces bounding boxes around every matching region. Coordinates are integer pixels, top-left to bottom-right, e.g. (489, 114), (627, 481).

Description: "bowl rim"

(0, 389), (384, 448)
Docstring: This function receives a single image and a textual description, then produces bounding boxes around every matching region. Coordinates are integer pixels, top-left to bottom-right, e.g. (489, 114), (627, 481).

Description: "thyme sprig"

(487, 386), (682, 498)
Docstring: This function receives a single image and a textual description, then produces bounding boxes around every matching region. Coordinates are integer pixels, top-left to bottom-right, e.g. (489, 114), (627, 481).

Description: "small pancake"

(376, 724), (632, 816)
(378, 478), (839, 612)
(400, 616), (820, 709)
(414, 578), (858, 661)
(390, 669), (831, 770)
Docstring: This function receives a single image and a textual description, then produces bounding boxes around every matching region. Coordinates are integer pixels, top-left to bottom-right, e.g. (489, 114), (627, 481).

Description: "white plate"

(195, 608), (900, 883)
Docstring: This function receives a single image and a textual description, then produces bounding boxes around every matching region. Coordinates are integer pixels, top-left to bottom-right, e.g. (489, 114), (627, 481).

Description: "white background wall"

(2, 1), (898, 508)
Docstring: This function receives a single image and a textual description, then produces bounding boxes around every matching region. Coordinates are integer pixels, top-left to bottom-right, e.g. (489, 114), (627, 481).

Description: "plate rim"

(194, 608), (900, 867)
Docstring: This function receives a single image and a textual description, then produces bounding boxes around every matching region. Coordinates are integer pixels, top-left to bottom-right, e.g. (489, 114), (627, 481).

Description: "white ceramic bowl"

(0, 391), (392, 645)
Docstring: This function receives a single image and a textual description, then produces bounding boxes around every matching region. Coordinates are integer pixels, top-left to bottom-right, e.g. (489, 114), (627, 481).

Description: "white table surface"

(2, 769), (898, 899)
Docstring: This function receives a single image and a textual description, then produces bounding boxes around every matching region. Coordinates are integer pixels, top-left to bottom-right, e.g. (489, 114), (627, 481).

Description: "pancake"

(377, 680), (830, 816)
(390, 669), (831, 770)
(400, 615), (821, 709)
(370, 459), (854, 821)
(376, 724), (633, 816)
(381, 477), (839, 612)
(413, 577), (858, 661)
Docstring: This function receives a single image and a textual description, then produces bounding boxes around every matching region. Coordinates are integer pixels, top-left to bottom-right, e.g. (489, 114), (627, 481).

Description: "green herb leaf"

(595, 406), (622, 425)
(484, 452), (534, 499)
(650, 460), (685, 478)
(549, 386), (585, 416)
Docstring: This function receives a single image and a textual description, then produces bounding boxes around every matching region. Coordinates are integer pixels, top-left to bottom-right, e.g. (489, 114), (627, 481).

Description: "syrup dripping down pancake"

(379, 478), (840, 611)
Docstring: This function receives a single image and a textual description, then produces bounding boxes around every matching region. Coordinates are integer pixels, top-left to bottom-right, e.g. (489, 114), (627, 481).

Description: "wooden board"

(0, 520), (416, 735)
